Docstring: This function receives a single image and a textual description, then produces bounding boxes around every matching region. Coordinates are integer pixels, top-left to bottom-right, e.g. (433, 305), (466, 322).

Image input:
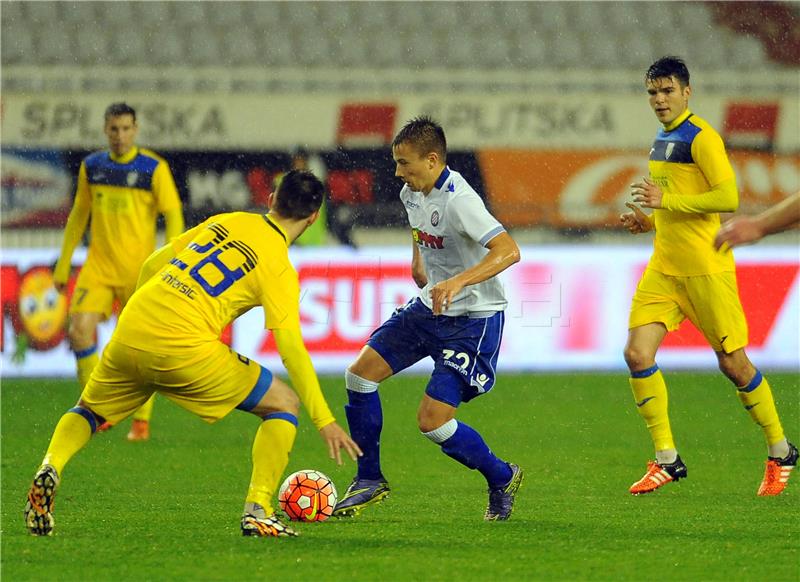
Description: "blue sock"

(344, 390), (384, 480)
(441, 421), (512, 489)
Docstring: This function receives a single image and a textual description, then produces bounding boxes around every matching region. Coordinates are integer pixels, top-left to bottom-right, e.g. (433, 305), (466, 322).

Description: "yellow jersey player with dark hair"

(25, 169), (362, 538)
(53, 102), (184, 441)
(620, 56), (796, 496)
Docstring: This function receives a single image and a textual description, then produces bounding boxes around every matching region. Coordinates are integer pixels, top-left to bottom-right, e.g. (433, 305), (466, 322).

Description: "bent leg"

(718, 349), (789, 458)
(244, 374), (300, 515)
(419, 395), (512, 489)
(345, 346), (394, 480)
(41, 402), (102, 475)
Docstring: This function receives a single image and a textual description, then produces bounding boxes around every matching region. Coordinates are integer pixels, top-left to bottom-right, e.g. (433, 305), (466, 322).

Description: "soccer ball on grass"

(278, 469), (338, 522)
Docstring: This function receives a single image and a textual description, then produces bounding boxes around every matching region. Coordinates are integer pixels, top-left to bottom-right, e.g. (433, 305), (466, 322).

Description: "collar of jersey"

(263, 214), (289, 245)
(663, 109), (692, 133)
(433, 166), (451, 191)
(109, 146), (139, 164)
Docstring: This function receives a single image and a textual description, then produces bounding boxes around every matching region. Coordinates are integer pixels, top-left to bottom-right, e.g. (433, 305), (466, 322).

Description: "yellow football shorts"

(69, 267), (136, 318)
(81, 339), (264, 424)
(629, 267), (748, 353)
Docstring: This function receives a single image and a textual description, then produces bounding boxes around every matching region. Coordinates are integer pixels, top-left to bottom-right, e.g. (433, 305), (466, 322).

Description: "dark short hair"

(273, 169), (324, 219)
(104, 102), (137, 123)
(392, 115), (447, 162)
(646, 56), (690, 88)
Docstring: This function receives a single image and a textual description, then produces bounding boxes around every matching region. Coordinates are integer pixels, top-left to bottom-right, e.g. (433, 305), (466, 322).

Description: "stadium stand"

(1, 1), (793, 71)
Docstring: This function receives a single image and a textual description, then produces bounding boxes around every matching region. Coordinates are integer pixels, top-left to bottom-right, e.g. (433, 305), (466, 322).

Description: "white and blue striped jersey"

(400, 167), (507, 316)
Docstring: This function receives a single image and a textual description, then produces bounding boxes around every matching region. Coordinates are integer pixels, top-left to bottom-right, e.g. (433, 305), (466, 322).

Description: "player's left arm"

(153, 160), (185, 241)
(635, 130), (738, 213)
(430, 231), (520, 315)
(135, 219), (208, 289)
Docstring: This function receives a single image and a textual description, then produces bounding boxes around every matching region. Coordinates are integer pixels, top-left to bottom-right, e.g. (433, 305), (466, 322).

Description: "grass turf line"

(2, 373), (798, 581)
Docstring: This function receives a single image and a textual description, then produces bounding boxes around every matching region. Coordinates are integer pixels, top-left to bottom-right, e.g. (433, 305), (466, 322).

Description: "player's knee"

(417, 409), (450, 434)
(247, 377), (300, 417)
(717, 354), (754, 387)
(623, 345), (654, 371)
(347, 347), (392, 383)
(277, 389), (300, 416)
(67, 318), (95, 349)
(75, 400), (106, 428)
(272, 380), (301, 415)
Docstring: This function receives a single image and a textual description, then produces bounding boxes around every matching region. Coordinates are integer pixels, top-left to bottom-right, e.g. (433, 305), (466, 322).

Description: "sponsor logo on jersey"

(412, 228), (444, 249)
(431, 210), (440, 227)
(405, 200), (420, 209)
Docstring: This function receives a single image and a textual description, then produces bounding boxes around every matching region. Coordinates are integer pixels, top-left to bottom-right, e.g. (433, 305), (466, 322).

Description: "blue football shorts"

(367, 298), (504, 407)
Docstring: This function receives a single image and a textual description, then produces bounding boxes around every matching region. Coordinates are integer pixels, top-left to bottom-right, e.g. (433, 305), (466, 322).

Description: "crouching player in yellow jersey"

(620, 56), (796, 496)
(25, 170), (362, 537)
(53, 102), (184, 441)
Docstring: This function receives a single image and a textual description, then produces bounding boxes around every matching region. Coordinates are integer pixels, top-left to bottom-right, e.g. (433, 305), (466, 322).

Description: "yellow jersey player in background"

(53, 102), (184, 441)
(620, 56), (796, 497)
(25, 169), (362, 538)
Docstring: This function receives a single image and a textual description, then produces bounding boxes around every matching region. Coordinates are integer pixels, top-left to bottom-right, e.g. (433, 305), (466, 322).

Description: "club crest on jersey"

(431, 210), (440, 227)
(412, 227), (444, 249)
(665, 143), (675, 160)
(127, 172), (139, 187)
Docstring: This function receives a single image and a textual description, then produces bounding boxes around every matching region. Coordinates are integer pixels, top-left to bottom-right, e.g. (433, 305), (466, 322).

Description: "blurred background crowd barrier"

(1, 1), (798, 374)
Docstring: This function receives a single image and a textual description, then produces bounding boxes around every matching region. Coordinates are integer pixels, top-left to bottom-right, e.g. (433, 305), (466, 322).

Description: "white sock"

(768, 438), (791, 460)
(243, 502), (267, 518)
(655, 448), (678, 465)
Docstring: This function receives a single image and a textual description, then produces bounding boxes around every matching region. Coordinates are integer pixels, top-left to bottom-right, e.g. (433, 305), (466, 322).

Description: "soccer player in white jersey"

(332, 116), (524, 520)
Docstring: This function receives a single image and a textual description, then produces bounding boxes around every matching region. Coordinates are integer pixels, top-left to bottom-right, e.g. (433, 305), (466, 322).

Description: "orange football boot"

(758, 442), (797, 496)
(629, 456), (687, 495)
(127, 419), (150, 441)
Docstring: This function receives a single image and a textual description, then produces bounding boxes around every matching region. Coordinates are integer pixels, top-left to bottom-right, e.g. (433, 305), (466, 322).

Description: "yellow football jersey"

(647, 110), (738, 276)
(78, 146), (182, 286)
(115, 212), (299, 352)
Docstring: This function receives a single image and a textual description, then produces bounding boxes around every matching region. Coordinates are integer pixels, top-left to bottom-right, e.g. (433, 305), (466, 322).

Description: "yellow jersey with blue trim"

(79, 146), (182, 286)
(114, 212), (299, 353)
(648, 110), (738, 276)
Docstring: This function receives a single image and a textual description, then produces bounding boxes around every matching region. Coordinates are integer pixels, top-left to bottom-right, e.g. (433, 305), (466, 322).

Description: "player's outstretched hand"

(631, 177), (663, 209)
(620, 203), (653, 234)
(714, 216), (761, 250)
(319, 422), (363, 466)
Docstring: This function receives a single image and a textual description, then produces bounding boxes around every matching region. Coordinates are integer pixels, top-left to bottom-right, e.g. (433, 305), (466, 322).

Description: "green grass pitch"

(2, 373), (798, 581)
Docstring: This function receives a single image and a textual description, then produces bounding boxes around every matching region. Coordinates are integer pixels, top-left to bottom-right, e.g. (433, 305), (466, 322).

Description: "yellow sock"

(737, 371), (785, 446)
(75, 346), (99, 390)
(132, 395), (155, 422)
(246, 413), (298, 513)
(630, 366), (675, 452)
(41, 408), (95, 475)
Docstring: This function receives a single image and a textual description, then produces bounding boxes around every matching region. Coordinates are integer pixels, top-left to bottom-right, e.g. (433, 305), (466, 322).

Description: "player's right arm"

(53, 163), (92, 293)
